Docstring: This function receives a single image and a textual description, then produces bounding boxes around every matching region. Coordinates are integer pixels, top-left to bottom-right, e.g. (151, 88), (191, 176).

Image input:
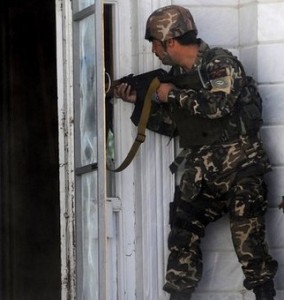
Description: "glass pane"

(80, 172), (98, 300)
(79, 0), (95, 11)
(79, 15), (97, 166)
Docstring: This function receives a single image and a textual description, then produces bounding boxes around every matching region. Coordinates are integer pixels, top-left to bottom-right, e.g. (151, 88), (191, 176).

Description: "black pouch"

(169, 186), (181, 228)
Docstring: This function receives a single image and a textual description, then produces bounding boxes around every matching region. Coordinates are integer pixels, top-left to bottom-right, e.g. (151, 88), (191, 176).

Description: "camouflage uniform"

(163, 136), (277, 294)
(135, 4), (278, 297)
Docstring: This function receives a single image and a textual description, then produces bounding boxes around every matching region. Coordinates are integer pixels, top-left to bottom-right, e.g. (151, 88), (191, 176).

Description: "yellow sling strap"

(107, 77), (161, 172)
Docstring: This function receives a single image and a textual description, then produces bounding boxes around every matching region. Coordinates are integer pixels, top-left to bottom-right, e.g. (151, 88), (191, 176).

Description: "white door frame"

(55, 0), (76, 298)
(56, 0), (107, 299)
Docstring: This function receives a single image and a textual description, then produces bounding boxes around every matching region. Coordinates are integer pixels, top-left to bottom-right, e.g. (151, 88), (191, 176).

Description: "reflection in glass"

(78, 14), (99, 300)
(79, 15), (97, 166)
(81, 172), (98, 300)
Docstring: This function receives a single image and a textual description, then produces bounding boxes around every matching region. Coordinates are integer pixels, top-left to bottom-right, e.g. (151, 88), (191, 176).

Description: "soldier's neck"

(180, 44), (200, 71)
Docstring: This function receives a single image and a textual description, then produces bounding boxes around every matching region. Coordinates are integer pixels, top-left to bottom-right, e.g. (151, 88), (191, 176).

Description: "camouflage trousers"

(164, 139), (278, 294)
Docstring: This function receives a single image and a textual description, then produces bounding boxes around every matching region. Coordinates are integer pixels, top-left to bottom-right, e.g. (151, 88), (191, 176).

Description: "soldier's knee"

(230, 200), (267, 219)
(168, 227), (201, 251)
(171, 208), (208, 238)
(229, 181), (268, 218)
(231, 201), (267, 219)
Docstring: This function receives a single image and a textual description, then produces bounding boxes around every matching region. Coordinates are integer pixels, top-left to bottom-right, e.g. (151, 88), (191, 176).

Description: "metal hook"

(105, 72), (112, 94)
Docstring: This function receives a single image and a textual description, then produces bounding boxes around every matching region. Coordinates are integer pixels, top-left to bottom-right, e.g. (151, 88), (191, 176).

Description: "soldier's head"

(145, 5), (198, 65)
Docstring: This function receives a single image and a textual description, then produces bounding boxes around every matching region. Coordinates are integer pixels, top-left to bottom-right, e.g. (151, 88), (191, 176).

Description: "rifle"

(105, 67), (208, 172)
(106, 67), (209, 98)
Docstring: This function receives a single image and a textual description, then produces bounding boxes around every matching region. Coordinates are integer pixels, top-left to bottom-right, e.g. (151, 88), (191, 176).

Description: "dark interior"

(0, 0), (61, 299)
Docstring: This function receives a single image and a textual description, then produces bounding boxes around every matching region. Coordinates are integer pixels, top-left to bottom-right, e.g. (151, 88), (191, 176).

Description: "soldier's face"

(151, 40), (165, 58)
(151, 39), (175, 65)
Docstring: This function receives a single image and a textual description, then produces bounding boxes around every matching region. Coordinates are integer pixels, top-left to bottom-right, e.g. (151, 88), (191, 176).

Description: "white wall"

(239, 1), (284, 300)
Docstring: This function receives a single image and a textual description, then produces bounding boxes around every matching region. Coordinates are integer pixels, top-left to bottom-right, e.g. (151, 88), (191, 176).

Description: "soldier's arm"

(166, 55), (246, 119)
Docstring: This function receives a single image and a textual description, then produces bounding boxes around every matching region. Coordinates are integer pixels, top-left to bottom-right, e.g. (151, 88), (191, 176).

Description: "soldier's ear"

(166, 38), (175, 48)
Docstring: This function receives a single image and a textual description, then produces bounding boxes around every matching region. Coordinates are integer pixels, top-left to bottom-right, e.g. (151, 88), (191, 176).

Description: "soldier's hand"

(114, 83), (137, 103)
(156, 83), (175, 103)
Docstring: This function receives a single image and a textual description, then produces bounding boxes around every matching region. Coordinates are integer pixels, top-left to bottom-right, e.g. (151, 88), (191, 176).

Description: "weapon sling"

(107, 76), (161, 172)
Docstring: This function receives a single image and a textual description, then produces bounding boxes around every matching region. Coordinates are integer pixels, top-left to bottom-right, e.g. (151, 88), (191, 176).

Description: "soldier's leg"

(229, 175), (278, 297)
(163, 184), (228, 296)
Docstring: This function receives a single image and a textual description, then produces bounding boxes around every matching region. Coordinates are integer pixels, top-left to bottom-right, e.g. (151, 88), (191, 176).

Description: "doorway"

(0, 0), (61, 299)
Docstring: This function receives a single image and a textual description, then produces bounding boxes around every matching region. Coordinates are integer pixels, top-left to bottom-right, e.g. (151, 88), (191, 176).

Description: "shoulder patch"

(210, 75), (231, 94)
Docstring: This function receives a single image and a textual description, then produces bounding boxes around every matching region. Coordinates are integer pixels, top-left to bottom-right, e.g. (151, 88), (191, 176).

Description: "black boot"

(170, 292), (192, 300)
(253, 280), (276, 300)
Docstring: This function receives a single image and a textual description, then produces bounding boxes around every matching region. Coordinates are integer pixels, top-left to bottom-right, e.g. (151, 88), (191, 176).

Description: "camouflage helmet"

(145, 5), (197, 42)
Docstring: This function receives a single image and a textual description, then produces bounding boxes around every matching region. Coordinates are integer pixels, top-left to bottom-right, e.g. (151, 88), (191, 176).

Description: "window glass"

(79, 15), (97, 165)
(79, 0), (95, 11)
(80, 172), (98, 300)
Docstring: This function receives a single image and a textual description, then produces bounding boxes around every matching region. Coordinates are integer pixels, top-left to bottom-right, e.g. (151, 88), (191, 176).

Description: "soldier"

(114, 5), (278, 300)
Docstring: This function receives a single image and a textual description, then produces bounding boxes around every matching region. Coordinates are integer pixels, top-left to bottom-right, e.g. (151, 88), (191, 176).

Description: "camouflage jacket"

(132, 40), (261, 148)
(130, 39), (271, 176)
